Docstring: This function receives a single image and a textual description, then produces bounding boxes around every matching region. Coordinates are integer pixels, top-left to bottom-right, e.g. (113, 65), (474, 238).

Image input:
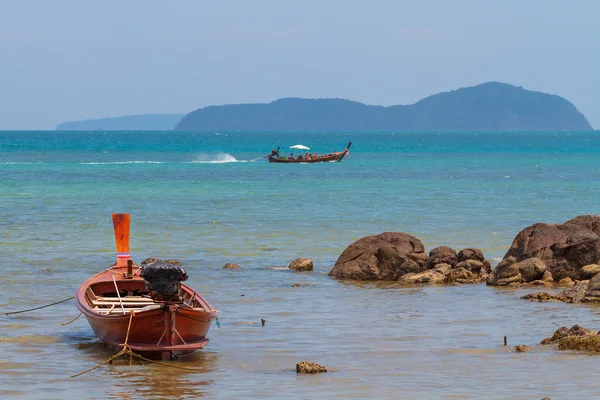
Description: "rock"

(557, 277), (574, 286)
(398, 263), (450, 284)
(457, 248), (485, 262)
(427, 246), (457, 268)
(516, 258), (547, 282)
(328, 232), (427, 280)
(513, 345), (533, 353)
(291, 283), (316, 287)
(446, 266), (481, 284)
(557, 335), (600, 352)
(493, 215), (600, 283)
(581, 264), (600, 279)
(223, 263), (241, 269)
(541, 270), (554, 282)
(552, 281), (589, 303)
(541, 324), (598, 345)
(455, 259), (485, 274)
(521, 292), (558, 302)
(141, 257), (161, 265)
(296, 361), (327, 374)
(289, 258), (313, 272)
(487, 257), (547, 286)
(582, 274), (600, 302)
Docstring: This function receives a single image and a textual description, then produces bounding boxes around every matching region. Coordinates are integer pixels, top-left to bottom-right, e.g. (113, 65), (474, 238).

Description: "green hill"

(56, 114), (184, 130)
(175, 82), (592, 131)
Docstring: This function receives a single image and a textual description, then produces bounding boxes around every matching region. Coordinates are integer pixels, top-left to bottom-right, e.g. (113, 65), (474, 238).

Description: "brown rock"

(555, 281), (589, 303)
(581, 264), (600, 279)
(457, 248), (485, 262)
(498, 215), (600, 282)
(398, 264), (449, 284)
(513, 345), (533, 353)
(446, 267), (480, 284)
(521, 292), (557, 302)
(557, 335), (600, 352)
(557, 277), (574, 286)
(141, 257), (161, 265)
(455, 259), (485, 274)
(223, 263), (241, 269)
(541, 270), (554, 282)
(296, 361), (327, 374)
(427, 246), (457, 268)
(289, 258), (313, 272)
(328, 232), (427, 280)
(541, 324), (598, 344)
(291, 283), (316, 287)
(516, 258), (547, 282)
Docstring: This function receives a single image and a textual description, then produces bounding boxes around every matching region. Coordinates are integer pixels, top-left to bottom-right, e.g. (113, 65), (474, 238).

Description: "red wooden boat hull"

(268, 141), (352, 163)
(75, 265), (217, 360)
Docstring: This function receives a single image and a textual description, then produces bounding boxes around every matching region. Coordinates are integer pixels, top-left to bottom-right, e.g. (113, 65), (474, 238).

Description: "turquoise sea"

(2, 130), (600, 399)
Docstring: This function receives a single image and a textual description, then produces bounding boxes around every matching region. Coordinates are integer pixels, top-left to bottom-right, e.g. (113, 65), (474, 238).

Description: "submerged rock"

(521, 292), (559, 302)
(513, 345), (533, 353)
(296, 361), (327, 374)
(289, 258), (313, 272)
(223, 263), (241, 269)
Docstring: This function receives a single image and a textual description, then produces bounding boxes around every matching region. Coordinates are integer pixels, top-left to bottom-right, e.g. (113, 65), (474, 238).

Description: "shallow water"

(2, 130), (600, 399)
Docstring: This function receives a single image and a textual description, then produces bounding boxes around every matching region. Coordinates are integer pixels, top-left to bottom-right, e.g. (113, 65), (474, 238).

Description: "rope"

(61, 312), (83, 326)
(5, 296), (74, 315)
(70, 310), (204, 378)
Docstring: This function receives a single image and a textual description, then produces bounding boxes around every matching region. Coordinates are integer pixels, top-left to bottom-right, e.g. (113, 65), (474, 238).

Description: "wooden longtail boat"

(74, 214), (218, 360)
(268, 142), (352, 163)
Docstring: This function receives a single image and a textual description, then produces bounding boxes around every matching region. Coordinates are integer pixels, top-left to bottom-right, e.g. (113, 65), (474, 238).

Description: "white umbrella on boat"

(290, 144), (310, 150)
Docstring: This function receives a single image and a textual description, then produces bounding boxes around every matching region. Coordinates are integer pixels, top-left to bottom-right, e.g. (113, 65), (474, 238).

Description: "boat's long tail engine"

(140, 261), (188, 301)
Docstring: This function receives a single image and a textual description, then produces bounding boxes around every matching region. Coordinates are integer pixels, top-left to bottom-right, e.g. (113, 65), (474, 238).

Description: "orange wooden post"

(112, 213), (131, 267)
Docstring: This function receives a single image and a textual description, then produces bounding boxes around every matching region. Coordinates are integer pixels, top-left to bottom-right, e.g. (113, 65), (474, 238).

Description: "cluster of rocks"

(487, 215), (600, 286)
(327, 232), (491, 284)
(522, 272), (600, 304)
(541, 325), (600, 352)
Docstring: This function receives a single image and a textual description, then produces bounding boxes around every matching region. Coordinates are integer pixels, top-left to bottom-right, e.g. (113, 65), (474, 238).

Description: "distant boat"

(74, 214), (218, 360)
(268, 142), (352, 163)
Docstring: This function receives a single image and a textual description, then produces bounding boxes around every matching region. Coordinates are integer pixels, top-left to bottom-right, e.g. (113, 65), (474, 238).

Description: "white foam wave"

(191, 153), (242, 163)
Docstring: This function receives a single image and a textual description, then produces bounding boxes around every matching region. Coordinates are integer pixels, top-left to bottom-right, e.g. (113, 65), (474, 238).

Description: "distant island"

(56, 82), (593, 131)
(56, 114), (184, 130)
(176, 82), (592, 131)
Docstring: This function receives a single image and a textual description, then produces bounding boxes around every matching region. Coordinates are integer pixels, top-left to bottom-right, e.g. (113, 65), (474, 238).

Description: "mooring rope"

(70, 310), (204, 378)
(5, 296), (75, 315)
(61, 312), (83, 326)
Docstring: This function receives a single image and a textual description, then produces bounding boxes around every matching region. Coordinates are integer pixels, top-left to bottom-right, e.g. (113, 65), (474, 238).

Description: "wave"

(191, 153), (244, 163)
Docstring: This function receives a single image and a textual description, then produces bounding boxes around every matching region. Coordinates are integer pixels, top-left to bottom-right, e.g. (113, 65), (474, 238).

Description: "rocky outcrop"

(329, 232), (491, 284)
(289, 258), (313, 272)
(487, 215), (600, 286)
(541, 325), (600, 352)
(521, 274), (600, 304)
(328, 232), (427, 280)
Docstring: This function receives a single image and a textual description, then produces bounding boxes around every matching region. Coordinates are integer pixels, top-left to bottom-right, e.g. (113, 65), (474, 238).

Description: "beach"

(2, 130), (600, 399)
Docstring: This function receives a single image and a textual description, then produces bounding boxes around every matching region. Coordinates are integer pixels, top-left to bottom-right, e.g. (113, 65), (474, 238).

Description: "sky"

(0, 0), (598, 130)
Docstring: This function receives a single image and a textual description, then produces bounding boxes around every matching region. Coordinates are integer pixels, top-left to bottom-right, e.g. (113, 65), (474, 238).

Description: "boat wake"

(191, 153), (244, 163)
